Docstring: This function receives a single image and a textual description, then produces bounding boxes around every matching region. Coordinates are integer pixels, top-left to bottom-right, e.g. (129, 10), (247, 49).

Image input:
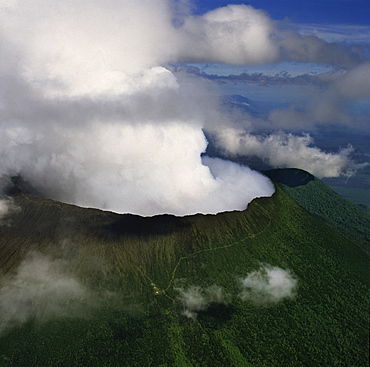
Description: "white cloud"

(0, 0), (177, 97)
(0, 197), (20, 226)
(175, 265), (298, 319)
(177, 5), (279, 65)
(213, 129), (366, 178)
(0, 252), (101, 335)
(238, 265), (298, 305)
(0, 0), (367, 216)
(0, 0), (278, 216)
(174, 283), (229, 320)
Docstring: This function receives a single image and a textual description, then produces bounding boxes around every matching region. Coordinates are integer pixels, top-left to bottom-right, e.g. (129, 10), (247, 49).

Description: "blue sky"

(171, 0), (370, 185)
(186, 1), (370, 75)
(180, 1), (370, 119)
(194, 0), (370, 25)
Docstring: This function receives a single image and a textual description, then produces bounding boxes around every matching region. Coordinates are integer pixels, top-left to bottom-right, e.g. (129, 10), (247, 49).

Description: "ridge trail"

(138, 203), (272, 299)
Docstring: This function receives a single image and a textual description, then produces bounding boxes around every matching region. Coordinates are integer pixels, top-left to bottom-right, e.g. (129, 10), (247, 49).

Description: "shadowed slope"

(263, 168), (315, 187)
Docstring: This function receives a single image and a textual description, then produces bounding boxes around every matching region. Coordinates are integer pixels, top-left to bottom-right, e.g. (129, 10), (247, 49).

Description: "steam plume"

(0, 1), (367, 214)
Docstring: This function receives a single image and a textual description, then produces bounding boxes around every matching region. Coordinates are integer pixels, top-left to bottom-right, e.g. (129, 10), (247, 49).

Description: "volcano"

(0, 169), (369, 366)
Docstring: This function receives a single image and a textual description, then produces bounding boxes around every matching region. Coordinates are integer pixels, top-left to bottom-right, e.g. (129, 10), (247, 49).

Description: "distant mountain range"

(0, 169), (369, 366)
(220, 94), (285, 118)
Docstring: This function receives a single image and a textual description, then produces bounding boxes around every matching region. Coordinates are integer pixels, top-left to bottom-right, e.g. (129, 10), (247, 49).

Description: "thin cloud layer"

(0, 197), (20, 226)
(0, 1), (367, 214)
(267, 63), (370, 131)
(0, 252), (100, 335)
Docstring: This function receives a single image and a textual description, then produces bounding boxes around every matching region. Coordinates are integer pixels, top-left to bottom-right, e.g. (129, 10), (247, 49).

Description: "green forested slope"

(263, 168), (370, 253)
(0, 185), (369, 366)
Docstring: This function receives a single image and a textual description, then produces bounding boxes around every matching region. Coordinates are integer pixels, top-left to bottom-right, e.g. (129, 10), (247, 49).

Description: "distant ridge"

(264, 168), (370, 253)
(263, 168), (315, 187)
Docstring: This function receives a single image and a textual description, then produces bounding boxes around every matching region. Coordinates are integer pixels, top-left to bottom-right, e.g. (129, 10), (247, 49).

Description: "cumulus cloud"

(213, 129), (366, 178)
(0, 252), (103, 335)
(174, 282), (229, 320)
(177, 5), (279, 65)
(238, 265), (298, 305)
(175, 4), (365, 67)
(0, 1), (367, 215)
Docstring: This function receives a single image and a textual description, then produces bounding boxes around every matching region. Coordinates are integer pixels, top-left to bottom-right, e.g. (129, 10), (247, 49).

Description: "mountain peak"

(263, 168), (315, 187)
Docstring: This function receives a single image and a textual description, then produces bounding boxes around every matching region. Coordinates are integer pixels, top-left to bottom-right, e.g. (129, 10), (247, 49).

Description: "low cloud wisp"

(0, 197), (20, 226)
(0, 252), (102, 335)
(238, 265), (298, 306)
(0, 252), (89, 333)
(174, 264), (298, 320)
(174, 283), (230, 321)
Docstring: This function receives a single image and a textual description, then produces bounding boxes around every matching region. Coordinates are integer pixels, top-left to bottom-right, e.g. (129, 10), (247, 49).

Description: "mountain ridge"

(0, 169), (369, 366)
(263, 168), (370, 253)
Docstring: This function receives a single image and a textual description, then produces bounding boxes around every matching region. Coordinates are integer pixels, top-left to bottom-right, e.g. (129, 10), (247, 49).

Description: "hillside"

(263, 168), (370, 253)
(0, 180), (369, 366)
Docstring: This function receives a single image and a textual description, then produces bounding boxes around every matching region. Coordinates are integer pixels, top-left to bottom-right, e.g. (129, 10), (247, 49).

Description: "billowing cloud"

(0, 0), (277, 216)
(175, 4), (365, 67)
(0, 0), (177, 96)
(0, 1), (367, 215)
(0, 107), (275, 215)
(174, 282), (229, 320)
(177, 5), (279, 65)
(0, 252), (102, 335)
(213, 129), (366, 178)
(238, 265), (298, 305)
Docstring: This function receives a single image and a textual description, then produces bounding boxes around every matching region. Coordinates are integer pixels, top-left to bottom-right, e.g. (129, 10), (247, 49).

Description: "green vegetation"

(327, 185), (370, 213)
(0, 176), (369, 366)
(322, 164), (370, 214)
(264, 168), (370, 253)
